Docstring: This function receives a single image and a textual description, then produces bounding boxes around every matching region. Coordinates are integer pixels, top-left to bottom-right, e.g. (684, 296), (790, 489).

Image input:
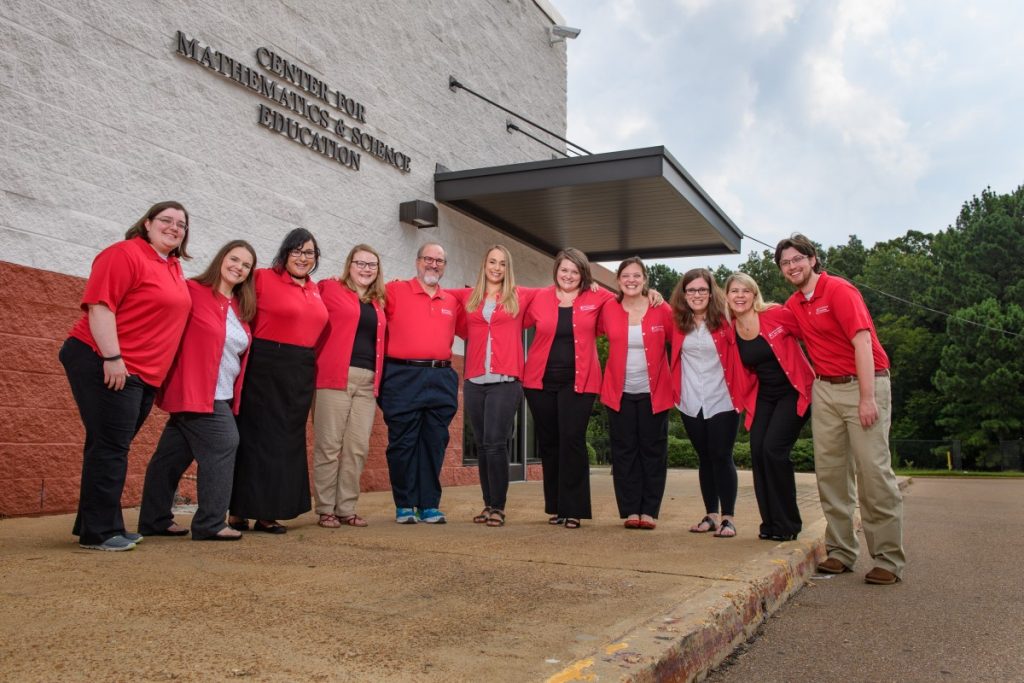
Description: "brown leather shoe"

(864, 567), (901, 585)
(816, 557), (851, 574)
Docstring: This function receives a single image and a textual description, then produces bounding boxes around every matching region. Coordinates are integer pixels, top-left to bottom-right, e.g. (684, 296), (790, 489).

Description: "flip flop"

(713, 519), (737, 538)
(689, 515), (718, 533)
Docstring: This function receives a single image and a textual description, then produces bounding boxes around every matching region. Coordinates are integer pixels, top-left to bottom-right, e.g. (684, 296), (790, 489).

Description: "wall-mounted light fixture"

(399, 200), (438, 228)
(549, 25), (581, 45)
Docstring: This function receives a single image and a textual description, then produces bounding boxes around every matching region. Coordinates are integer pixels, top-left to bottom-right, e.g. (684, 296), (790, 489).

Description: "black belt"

(816, 369), (889, 384)
(386, 357), (451, 368)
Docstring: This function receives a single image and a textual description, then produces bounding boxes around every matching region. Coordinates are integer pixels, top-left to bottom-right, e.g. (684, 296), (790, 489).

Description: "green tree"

(646, 263), (680, 300)
(736, 249), (790, 304)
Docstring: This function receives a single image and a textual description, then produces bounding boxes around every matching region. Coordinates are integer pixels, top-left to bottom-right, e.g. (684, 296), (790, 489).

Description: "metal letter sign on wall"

(174, 31), (412, 174)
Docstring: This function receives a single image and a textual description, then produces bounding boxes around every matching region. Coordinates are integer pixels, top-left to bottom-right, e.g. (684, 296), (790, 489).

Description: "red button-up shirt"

(315, 279), (386, 395)
(384, 278), (460, 360)
(69, 237), (191, 386)
(250, 268), (328, 348)
(669, 315), (747, 413)
(599, 301), (675, 413)
(522, 286), (614, 393)
(784, 271), (889, 376)
(452, 286), (540, 380)
(157, 280), (251, 415)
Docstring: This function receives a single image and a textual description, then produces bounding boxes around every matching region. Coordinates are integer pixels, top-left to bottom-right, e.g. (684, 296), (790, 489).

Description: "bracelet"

(102, 354), (122, 362)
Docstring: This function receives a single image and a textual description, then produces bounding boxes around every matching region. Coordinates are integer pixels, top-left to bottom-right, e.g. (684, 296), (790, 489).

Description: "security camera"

(549, 25), (582, 44)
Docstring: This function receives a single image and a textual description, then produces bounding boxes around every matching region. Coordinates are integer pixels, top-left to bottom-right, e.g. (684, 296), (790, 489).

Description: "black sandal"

(713, 519), (736, 538)
(548, 515), (565, 525)
(473, 507), (491, 524)
(689, 515), (718, 533)
(564, 518), (581, 529)
(486, 510), (506, 527)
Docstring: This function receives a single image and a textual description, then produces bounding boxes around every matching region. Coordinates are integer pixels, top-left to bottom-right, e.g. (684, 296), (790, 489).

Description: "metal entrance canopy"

(434, 146), (742, 261)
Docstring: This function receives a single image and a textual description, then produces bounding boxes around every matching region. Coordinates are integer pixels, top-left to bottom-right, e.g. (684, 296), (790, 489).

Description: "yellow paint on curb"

(545, 658), (596, 682)
(604, 641), (629, 654)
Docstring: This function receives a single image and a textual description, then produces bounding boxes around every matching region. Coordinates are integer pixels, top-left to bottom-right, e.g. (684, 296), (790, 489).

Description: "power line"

(739, 232), (1023, 339)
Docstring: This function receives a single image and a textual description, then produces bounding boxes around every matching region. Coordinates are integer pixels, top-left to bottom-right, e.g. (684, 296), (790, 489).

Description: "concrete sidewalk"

(0, 469), (834, 682)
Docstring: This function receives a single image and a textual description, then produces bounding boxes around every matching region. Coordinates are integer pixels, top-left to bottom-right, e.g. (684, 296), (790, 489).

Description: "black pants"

(60, 337), (157, 546)
(607, 393), (669, 518)
(749, 389), (809, 537)
(681, 408), (739, 516)
(138, 401), (240, 539)
(525, 385), (595, 519)
(464, 380), (523, 511)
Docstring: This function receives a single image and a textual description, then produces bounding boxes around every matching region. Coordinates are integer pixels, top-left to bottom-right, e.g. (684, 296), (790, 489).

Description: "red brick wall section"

(0, 260), (541, 518)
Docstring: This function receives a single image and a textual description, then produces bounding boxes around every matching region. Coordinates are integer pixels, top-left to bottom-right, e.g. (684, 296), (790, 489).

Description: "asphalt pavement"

(706, 477), (1024, 683)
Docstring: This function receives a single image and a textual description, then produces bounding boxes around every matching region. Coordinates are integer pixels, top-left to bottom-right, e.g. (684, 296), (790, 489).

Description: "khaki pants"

(812, 376), (905, 576)
(312, 368), (377, 517)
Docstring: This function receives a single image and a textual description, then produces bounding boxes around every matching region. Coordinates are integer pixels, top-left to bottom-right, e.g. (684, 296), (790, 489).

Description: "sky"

(555, 0), (1024, 272)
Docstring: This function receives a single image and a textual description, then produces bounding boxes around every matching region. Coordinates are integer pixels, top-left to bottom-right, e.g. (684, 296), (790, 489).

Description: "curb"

(545, 519), (827, 683)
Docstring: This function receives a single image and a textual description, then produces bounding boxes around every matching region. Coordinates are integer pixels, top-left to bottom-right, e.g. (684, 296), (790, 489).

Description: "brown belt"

(815, 369), (890, 384)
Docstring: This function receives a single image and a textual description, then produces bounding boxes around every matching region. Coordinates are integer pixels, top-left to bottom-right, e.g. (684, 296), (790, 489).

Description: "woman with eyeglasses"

(137, 240), (257, 541)
(229, 228), (329, 534)
(59, 201), (193, 551)
(311, 245), (387, 528)
(599, 257), (675, 530)
(725, 272), (813, 541)
(669, 268), (746, 538)
(452, 245), (538, 528)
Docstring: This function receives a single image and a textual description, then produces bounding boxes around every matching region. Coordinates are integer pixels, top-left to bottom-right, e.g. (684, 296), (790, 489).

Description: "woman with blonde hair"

(725, 271), (813, 541)
(669, 268), (746, 538)
(453, 245), (538, 527)
(312, 244), (387, 528)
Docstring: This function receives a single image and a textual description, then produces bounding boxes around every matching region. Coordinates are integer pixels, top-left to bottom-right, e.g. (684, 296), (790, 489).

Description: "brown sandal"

(318, 514), (342, 529)
(473, 507), (492, 524)
(339, 514), (368, 527)
(486, 510), (506, 527)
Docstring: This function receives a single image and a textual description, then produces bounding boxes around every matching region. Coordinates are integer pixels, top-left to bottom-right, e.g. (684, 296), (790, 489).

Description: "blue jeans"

(378, 362), (458, 509)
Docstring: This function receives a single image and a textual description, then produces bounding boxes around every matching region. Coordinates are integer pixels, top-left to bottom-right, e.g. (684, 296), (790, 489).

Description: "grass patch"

(894, 468), (1024, 478)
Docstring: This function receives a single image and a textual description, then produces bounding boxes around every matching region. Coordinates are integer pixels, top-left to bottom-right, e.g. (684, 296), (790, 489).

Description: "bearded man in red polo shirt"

(775, 234), (905, 585)
(379, 242), (462, 524)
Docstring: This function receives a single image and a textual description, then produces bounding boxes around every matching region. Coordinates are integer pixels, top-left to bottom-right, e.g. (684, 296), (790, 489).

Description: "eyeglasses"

(353, 260), (379, 270)
(289, 249), (317, 259)
(779, 254), (808, 268)
(153, 216), (188, 232)
(419, 256), (446, 266)
(684, 287), (710, 296)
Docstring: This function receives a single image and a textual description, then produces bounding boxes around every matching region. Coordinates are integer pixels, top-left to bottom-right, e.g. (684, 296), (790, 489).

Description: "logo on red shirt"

(815, 305), (831, 315)
(580, 304), (597, 312)
(767, 325), (784, 339)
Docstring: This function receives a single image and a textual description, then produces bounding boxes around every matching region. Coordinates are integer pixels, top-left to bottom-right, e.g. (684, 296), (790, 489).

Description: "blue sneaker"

(396, 507), (418, 524)
(79, 535), (137, 552)
(123, 532), (144, 544)
(417, 508), (447, 524)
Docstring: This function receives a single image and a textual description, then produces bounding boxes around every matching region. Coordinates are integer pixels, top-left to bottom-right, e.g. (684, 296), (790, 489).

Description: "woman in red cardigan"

(522, 248), (614, 529)
(312, 244), (387, 529)
(669, 268), (746, 538)
(453, 245), (540, 528)
(725, 272), (814, 541)
(599, 257), (675, 530)
(137, 240), (257, 541)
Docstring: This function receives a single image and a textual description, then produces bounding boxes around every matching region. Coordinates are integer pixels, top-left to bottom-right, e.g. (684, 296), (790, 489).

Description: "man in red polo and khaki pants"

(775, 234), (905, 585)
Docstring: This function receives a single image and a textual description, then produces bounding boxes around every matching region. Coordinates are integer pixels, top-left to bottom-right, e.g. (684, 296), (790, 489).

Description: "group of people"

(62, 201), (904, 585)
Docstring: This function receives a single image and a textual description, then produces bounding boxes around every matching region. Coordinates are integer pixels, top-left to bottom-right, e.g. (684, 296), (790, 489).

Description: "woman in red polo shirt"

(522, 248), (614, 529)
(59, 201), (193, 551)
(725, 272), (813, 541)
(669, 268), (746, 538)
(136, 240), (257, 541)
(312, 244), (387, 529)
(453, 245), (540, 528)
(229, 228), (329, 534)
(599, 257), (675, 531)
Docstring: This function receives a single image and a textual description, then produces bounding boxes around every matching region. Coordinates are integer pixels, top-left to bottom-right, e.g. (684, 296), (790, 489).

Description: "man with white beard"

(380, 243), (462, 524)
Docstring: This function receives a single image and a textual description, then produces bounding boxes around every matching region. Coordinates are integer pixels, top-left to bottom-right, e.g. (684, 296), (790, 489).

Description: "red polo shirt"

(522, 286), (614, 393)
(784, 271), (889, 376)
(251, 268), (328, 348)
(384, 278), (460, 360)
(69, 237), (191, 386)
(669, 315), (747, 412)
(451, 286), (540, 379)
(315, 279), (387, 395)
(158, 280), (251, 415)
(736, 305), (814, 429)
(599, 302), (675, 413)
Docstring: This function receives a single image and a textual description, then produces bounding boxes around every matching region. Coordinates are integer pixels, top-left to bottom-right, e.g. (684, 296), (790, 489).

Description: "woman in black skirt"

(229, 229), (329, 534)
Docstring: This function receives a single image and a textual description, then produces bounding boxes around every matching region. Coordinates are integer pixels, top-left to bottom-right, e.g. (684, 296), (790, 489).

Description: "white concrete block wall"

(0, 0), (569, 289)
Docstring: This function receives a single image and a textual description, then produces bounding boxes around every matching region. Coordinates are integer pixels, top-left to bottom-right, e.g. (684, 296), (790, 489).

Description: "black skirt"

(230, 338), (315, 520)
